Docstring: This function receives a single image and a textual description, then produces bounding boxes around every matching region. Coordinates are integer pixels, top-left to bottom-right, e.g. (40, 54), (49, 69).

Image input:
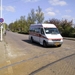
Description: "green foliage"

(8, 6), (75, 38)
(3, 23), (8, 30)
(36, 6), (44, 24)
(9, 23), (13, 31)
(44, 18), (75, 37)
(29, 9), (36, 23)
(8, 6), (44, 34)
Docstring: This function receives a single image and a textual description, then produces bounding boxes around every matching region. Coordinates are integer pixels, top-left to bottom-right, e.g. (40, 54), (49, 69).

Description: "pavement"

(0, 40), (7, 61)
(0, 40), (13, 75)
(0, 40), (7, 75)
(0, 37), (75, 75)
(0, 40), (6, 63)
(0, 41), (5, 51)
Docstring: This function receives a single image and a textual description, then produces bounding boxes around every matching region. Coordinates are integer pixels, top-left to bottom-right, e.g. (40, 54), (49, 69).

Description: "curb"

(63, 37), (75, 41)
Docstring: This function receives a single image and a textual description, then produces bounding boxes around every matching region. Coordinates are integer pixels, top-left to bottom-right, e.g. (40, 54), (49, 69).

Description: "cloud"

(62, 15), (72, 19)
(4, 6), (15, 12)
(62, 15), (75, 24)
(45, 7), (53, 12)
(49, 0), (67, 6)
(55, 10), (61, 14)
(62, 15), (75, 22)
(0, 6), (4, 11)
(65, 9), (72, 13)
(22, 0), (39, 3)
(0, 6), (15, 12)
(45, 7), (60, 17)
(47, 11), (56, 16)
(45, 7), (56, 16)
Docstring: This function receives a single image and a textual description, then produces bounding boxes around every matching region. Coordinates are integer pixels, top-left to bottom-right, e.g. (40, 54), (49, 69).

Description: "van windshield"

(44, 28), (59, 34)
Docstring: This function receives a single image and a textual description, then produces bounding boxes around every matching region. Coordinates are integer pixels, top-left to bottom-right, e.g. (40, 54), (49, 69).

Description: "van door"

(34, 28), (40, 43)
(39, 28), (45, 45)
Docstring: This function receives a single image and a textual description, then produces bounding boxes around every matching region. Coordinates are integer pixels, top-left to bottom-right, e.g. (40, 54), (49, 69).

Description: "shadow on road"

(22, 39), (59, 48)
(22, 39), (43, 47)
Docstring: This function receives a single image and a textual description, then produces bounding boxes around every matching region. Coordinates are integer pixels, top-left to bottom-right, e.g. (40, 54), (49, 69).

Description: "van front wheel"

(58, 44), (61, 47)
(43, 41), (47, 47)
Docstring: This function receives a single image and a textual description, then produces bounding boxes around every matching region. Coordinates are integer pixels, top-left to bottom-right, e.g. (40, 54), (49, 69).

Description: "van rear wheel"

(43, 41), (47, 47)
(31, 37), (34, 43)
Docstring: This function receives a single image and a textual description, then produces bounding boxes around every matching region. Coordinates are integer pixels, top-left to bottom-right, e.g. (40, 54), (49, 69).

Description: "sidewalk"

(0, 41), (5, 50)
(0, 40), (6, 63)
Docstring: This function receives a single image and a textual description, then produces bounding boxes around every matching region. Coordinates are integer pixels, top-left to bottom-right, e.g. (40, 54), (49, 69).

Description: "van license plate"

(55, 42), (60, 46)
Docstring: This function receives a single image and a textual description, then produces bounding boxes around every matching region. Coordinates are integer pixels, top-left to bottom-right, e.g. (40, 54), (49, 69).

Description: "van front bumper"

(46, 41), (63, 46)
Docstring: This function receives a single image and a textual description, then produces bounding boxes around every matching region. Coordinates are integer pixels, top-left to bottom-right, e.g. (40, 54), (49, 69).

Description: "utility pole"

(0, 0), (3, 41)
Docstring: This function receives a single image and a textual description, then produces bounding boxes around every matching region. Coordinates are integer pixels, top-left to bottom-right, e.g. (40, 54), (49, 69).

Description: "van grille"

(52, 39), (61, 41)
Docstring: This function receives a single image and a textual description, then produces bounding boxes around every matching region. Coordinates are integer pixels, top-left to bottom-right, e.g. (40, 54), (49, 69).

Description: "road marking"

(7, 60), (13, 75)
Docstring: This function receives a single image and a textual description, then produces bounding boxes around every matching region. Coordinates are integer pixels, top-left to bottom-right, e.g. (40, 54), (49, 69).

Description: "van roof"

(31, 24), (56, 28)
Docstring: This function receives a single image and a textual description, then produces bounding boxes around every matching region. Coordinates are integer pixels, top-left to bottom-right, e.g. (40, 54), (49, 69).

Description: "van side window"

(41, 28), (44, 35)
(35, 28), (40, 33)
(29, 28), (34, 32)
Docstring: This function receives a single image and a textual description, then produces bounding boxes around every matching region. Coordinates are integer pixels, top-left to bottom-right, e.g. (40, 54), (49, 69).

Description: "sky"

(0, 0), (75, 25)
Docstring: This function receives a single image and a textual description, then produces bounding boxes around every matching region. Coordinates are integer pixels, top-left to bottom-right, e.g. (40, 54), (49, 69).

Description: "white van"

(29, 24), (63, 47)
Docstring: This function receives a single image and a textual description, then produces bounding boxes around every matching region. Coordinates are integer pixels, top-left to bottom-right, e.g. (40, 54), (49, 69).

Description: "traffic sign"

(0, 18), (4, 23)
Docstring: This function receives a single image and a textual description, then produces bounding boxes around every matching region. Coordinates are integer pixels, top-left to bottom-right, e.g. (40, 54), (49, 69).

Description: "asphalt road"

(0, 31), (75, 75)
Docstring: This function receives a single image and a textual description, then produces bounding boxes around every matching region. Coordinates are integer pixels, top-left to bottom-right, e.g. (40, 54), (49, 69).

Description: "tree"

(44, 20), (49, 23)
(3, 23), (8, 30)
(48, 18), (60, 27)
(30, 9), (36, 23)
(44, 18), (75, 37)
(9, 23), (14, 31)
(36, 6), (44, 24)
(60, 19), (74, 37)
